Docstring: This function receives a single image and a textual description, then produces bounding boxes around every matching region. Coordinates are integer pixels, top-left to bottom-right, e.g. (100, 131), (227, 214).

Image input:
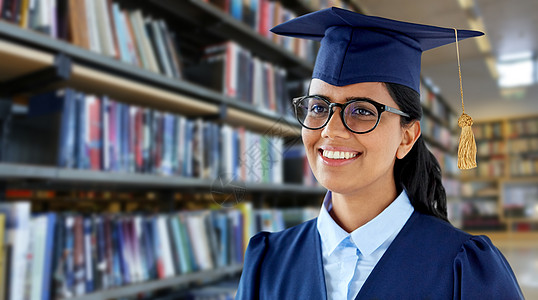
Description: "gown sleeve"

(453, 235), (524, 300)
(235, 231), (269, 300)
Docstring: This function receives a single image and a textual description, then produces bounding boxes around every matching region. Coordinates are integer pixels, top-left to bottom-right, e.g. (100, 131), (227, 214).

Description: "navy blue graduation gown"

(236, 211), (523, 299)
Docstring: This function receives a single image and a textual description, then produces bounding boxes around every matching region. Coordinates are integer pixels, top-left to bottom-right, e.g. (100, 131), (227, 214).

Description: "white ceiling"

(355, 0), (538, 121)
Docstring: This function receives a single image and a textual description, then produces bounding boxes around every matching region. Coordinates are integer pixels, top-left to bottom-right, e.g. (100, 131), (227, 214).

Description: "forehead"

(308, 79), (396, 106)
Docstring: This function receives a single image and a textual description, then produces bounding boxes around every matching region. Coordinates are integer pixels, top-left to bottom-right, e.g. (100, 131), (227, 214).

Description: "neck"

(329, 183), (398, 233)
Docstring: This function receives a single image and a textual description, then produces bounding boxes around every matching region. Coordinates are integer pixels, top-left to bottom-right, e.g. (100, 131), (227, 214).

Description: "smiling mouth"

(319, 149), (361, 160)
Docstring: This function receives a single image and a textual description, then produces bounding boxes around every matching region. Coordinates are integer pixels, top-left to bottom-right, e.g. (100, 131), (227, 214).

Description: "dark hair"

(384, 82), (448, 222)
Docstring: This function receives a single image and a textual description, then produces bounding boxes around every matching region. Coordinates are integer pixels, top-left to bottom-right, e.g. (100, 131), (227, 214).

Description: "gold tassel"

(457, 113), (477, 169)
(454, 28), (477, 170)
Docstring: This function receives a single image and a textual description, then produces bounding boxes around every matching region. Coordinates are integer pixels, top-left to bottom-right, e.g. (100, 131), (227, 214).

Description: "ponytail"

(385, 83), (448, 222)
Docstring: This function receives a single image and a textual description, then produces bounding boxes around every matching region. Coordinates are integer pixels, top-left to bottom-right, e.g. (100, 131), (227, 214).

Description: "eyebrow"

(309, 94), (377, 103)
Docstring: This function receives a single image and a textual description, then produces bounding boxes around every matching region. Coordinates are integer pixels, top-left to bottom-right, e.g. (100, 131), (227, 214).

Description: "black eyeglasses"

(292, 95), (410, 134)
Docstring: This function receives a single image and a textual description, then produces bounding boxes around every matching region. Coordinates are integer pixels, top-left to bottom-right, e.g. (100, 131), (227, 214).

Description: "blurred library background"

(0, 0), (537, 299)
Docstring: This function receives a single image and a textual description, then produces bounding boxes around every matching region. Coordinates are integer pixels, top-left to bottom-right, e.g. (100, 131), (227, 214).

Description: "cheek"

(301, 128), (319, 163)
(364, 126), (402, 161)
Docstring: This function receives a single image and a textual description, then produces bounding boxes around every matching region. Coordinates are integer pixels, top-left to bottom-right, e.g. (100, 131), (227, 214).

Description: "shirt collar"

(316, 189), (414, 257)
(317, 191), (350, 256)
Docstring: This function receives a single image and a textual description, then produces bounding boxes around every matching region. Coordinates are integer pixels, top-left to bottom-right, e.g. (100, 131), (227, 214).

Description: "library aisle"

(0, 0), (537, 299)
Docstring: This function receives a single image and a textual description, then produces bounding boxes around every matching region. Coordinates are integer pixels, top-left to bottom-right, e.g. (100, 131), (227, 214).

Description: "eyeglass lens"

(295, 96), (379, 133)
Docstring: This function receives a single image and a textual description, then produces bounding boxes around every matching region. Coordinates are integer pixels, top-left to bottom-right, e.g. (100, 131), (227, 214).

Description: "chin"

(316, 174), (360, 194)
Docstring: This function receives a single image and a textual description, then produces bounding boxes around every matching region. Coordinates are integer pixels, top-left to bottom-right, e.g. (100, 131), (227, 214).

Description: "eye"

(309, 104), (328, 114)
(352, 107), (375, 116)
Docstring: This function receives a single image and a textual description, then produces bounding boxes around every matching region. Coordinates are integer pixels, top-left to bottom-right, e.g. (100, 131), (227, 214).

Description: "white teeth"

(322, 150), (358, 160)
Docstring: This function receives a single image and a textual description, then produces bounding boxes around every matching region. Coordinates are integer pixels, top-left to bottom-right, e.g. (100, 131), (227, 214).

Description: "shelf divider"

(68, 264), (243, 300)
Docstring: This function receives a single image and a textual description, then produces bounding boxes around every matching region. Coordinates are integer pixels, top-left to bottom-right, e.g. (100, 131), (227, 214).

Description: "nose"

(321, 106), (351, 139)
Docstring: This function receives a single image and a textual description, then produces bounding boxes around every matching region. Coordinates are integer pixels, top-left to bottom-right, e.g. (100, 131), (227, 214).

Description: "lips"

(321, 149), (359, 159)
(318, 147), (362, 165)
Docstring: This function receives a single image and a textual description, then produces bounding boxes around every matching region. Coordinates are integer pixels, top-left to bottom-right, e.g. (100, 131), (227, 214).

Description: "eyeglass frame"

(292, 95), (411, 134)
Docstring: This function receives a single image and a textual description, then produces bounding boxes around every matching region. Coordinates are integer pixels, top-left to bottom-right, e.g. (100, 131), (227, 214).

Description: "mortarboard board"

(270, 7), (484, 93)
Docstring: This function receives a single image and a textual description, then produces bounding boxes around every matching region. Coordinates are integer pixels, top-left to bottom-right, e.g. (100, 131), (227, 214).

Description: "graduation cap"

(271, 7), (483, 92)
(271, 7), (483, 169)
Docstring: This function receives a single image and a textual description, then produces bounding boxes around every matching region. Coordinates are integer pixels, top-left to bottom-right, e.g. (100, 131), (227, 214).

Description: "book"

(26, 88), (77, 168)
(76, 92), (90, 170)
(132, 216), (144, 282)
(168, 215), (189, 274)
(93, 215), (107, 290)
(84, 0), (101, 53)
(102, 98), (113, 171)
(111, 2), (130, 64)
(142, 217), (157, 280)
(157, 215), (175, 278)
(56, 0), (69, 40)
(128, 10), (151, 71)
(83, 217), (94, 293)
(85, 95), (102, 170)
(94, 0), (116, 57)
(158, 20), (181, 79)
(29, 213), (56, 300)
(177, 212), (197, 272)
(131, 10), (159, 73)
(149, 18), (173, 78)
(0, 214), (6, 300)
(122, 9), (141, 67)
(0, 202), (31, 300)
(230, 0), (241, 21)
(73, 216), (85, 296)
(18, 0), (28, 28)
(184, 212), (214, 271)
(68, 0), (89, 49)
(166, 215), (181, 275)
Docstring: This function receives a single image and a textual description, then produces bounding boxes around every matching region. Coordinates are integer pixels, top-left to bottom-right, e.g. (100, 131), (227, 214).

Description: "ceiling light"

(497, 52), (535, 88)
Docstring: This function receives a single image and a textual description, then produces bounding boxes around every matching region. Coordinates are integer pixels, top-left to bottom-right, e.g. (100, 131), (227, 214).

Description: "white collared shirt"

(316, 190), (414, 300)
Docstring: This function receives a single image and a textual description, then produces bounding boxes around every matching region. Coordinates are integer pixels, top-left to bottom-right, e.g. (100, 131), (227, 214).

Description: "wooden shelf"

(0, 24), (302, 136)
(0, 37), (54, 82)
(68, 264), (243, 300)
(0, 163), (326, 194)
(504, 217), (538, 223)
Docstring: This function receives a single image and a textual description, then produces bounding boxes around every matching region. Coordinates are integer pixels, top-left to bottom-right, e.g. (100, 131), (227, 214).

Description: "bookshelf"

(418, 79), (464, 226)
(461, 115), (538, 234)
(0, 1), (336, 299)
(0, 0), (463, 299)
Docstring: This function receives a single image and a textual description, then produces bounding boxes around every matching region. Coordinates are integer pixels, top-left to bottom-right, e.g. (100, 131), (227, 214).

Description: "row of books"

(461, 158), (505, 179)
(442, 177), (461, 198)
(421, 117), (454, 150)
(428, 145), (459, 177)
(477, 140), (506, 157)
(461, 181), (498, 198)
(509, 156), (538, 177)
(0, 201), (319, 300)
(204, 0), (321, 63)
(507, 137), (538, 155)
(0, 0), (184, 80)
(8, 88), (293, 185)
(507, 118), (538, 138)
(184, 41), (292, 116)
(502, 184), (538, 217)
(419, 81), (452, 124)
(473, 122), (503, 140)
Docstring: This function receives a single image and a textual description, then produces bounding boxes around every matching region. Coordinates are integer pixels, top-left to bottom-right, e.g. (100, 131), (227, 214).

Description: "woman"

(236, 7), (523, 300)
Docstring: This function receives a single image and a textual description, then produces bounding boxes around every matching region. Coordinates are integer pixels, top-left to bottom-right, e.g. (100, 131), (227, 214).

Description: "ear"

(397, 121), (421, 159)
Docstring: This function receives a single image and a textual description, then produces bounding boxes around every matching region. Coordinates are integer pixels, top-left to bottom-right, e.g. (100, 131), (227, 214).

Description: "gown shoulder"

(453, 235), (524, 299)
